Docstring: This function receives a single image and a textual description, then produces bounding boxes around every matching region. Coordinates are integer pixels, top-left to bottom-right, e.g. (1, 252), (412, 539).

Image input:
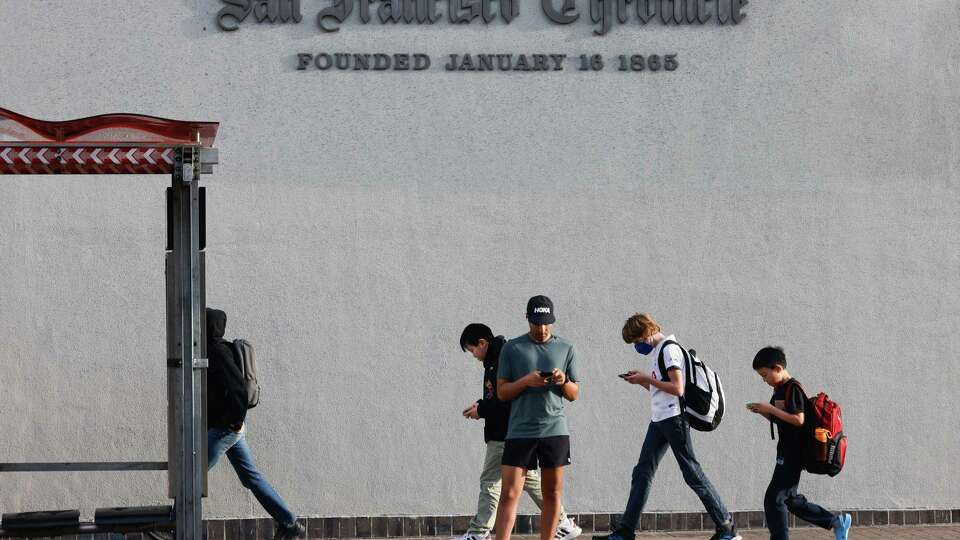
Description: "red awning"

(0, 108), (218, 147)
(0, 108), (219, 174)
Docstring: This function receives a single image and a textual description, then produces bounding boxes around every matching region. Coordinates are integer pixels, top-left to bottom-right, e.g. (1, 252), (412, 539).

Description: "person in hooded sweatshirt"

(456, 323), (580, 540)
(206, 308), (305, 540)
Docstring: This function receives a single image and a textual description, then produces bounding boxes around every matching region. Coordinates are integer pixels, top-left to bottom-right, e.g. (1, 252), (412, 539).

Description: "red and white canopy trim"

(0, 146), (182, 174)
(0, 108), (218, 175)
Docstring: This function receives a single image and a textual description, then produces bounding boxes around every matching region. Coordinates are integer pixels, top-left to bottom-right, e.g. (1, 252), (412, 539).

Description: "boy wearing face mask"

(593, 313), (740, 540)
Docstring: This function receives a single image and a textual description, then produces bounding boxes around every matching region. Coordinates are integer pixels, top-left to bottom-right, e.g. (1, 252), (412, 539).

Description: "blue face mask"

(634, 342), (654, 355)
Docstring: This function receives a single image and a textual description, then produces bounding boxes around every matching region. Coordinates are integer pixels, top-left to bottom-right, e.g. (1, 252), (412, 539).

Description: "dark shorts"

(502, 436), (571, 470)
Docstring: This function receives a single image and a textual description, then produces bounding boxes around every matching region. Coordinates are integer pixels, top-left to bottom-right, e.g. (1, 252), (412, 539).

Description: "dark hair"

(752, 346), (787, 370)
(460, 323), (494, 351)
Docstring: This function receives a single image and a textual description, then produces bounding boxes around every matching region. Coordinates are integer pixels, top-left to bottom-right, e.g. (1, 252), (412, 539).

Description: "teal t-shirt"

(497, 334), (580, 439)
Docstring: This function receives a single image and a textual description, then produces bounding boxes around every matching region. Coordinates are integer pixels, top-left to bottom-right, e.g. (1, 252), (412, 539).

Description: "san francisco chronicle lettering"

(218, 0), (748, 35)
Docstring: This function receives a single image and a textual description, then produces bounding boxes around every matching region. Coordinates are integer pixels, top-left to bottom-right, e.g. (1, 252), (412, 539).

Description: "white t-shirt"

(648, 335), (684, 422)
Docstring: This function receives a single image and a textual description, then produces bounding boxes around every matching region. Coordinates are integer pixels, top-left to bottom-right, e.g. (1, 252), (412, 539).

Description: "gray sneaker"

(273, 521), (306, 540)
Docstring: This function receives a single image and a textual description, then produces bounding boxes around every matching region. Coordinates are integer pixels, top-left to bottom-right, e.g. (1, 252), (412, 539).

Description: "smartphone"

(539, 370), (554, 378)
(618, 373), (630, 378)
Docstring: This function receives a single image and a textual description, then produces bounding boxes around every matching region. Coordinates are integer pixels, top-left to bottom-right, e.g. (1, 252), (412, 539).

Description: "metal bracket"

(200, 148), (218, 175)
(173, 147), (199, 184)
(172, 147), (217, 179)
(167, 358), (183, 368)
(192, 358), (208, 369)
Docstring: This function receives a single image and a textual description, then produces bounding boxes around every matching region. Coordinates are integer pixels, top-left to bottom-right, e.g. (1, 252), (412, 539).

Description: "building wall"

(1, 0), (958, 521)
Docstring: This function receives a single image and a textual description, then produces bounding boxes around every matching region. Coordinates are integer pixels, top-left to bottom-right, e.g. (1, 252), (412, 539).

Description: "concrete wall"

(1, 0), (958, 521)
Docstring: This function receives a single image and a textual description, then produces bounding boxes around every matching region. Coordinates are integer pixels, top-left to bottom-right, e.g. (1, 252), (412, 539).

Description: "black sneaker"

(273, 521), (306, 540)
(591, 529), (634, 540)
(708, 523), (742, 540)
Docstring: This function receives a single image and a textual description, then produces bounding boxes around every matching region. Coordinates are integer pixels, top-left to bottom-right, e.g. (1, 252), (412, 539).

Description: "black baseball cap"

(526, 295), (556, 325)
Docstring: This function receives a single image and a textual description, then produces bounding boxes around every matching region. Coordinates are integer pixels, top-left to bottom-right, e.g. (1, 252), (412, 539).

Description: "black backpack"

(230, 339), (261, 409)
(657, 340), (726, 432)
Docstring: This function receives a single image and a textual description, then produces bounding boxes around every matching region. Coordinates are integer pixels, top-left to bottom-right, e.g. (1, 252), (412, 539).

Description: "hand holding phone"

(463, 403), (480, 419)
(539, 370), (554, 379)
(525, 371), (550, 388)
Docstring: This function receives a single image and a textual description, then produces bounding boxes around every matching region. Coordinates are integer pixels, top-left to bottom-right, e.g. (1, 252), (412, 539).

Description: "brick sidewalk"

(200, 516), (960, 540)
(488, 527), (960, 539)
(646, 526), (960, 538)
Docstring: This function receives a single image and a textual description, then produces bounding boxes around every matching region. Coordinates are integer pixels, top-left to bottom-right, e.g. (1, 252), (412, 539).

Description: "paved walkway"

(625, 525), (960, 539)
(373, 527), (960, 540)
(579, 526), (959, 539)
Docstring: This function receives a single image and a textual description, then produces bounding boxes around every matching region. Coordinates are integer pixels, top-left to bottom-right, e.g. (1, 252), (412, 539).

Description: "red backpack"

(778, 380), (847, 476)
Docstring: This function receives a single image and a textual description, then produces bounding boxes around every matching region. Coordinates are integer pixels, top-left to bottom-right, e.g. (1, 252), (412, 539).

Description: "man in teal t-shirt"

(494, 295), (580, 540)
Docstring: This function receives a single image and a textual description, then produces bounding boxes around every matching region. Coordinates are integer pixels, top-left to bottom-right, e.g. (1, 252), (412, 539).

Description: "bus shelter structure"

(0, 107), (219, 540)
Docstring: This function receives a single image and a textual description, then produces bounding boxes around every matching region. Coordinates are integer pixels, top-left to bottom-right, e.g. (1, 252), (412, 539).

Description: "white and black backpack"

(657, 340), (725, 432)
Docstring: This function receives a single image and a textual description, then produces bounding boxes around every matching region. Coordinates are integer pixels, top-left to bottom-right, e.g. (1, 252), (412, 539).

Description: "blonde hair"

(622, 313), (661, 343)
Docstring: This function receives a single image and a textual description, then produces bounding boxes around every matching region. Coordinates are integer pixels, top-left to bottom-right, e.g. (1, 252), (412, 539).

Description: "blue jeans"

(764, 457), (835, 540)
(620, 415), (731, 530)
(208, 427), (296, 527)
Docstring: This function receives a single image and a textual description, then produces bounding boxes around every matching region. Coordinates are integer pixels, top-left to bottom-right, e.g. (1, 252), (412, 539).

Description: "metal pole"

(167, 146), (205, 540)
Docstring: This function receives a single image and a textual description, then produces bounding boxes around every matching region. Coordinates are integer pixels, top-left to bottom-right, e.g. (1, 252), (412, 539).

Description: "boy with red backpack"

(747, 347), (851, 540)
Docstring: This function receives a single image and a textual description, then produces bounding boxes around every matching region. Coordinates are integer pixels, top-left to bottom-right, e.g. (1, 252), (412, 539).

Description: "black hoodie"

(206, 308), (247, 430)
(475, 336), (511, 442)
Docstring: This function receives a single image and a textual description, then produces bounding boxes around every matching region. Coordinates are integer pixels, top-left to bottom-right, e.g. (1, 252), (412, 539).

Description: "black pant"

(764, 457), (835, 540)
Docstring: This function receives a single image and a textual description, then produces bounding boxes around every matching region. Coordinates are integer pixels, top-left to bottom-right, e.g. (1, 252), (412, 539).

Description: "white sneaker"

(453, 532), (490, 540)
(555, 517), (582, 540)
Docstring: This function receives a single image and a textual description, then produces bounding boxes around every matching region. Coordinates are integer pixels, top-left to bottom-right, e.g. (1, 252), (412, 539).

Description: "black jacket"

(206, 308), (247, 430)
(476, 336), (511, 442)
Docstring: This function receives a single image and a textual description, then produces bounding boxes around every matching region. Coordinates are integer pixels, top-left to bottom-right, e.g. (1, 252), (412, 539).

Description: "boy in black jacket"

(206, 308), (304, 540)
(747, 346), (851, 540)
(456, 324), (579, 540)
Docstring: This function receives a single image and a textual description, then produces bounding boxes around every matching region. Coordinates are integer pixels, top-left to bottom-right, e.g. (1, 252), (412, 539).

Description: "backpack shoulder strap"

(784, 379), (809, 412)
(230, 339), (246, 377)
(771, 379), (808, 438)
(657, 339), (685, 382)
(784, 378), (805, 399)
